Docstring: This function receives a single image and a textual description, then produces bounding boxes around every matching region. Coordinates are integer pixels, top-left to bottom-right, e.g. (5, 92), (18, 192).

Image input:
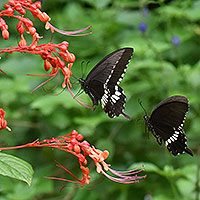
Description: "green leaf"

(0, 153), (34, 186)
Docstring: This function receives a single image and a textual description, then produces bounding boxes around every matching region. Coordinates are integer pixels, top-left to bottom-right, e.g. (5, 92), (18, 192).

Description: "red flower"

(0, 109), (11, 131)
(0, 0), (92, 95)
(0, 130), (146, 185)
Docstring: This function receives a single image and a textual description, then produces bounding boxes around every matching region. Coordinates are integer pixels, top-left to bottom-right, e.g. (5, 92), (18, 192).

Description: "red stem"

(44, 176), (80, 184)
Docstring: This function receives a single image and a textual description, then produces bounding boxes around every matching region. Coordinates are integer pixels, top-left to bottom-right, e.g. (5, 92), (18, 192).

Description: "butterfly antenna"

(138, 99), (148, 116)
(84, 61), (90, 78)
(138, 99), (150, 139)
(71, 73), (78, 80)
(80, 61), (85, 78)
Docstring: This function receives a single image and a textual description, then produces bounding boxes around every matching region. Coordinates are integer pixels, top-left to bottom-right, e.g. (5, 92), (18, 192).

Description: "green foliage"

(0, 0), (200, 199)
(0, 152), (33, 186)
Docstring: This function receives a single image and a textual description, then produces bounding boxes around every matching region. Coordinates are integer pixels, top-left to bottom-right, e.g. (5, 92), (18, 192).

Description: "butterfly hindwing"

(152, 122), (193, 156)
(101, 85), (130, 119)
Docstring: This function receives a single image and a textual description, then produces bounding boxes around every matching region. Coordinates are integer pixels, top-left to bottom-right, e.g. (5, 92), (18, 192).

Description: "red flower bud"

(44, 60), (52, 71)
(14, 3), (21, 10)
(74, 144), (81, 154)
(42, 12), (51, 23)
(36, 10), (50, 23)
(81, 140), (90, 148)
(8, 0), (15, 7)
(67, 143), (73, 151)
(0, 18), (6, 28)
(34, 2), (42, 9)
(70, 138), (77, 145)
(72, 130), (78, 136)
(5, 7), (13, 15)
(17, 21), (25, 34)
(40, 52), (48, 60)
(18, 8), (26, 15)
(83, 158), (87, 165)
(0, 119), (7, 130)
(28, 27), (36, 36)
(2, 29), (9, 40)
(59, 52), (69, 63)
(58, 41), (69, 51)
(77, 134), (84, 141)
(22, 18), (33, 29)
(78, 154), (86, 163)
(69, 53), (75, 63)
(18, 35), (27, 47)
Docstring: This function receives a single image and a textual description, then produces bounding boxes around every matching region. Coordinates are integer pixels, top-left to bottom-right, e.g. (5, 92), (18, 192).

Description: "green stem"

(168, 177), (180, 200)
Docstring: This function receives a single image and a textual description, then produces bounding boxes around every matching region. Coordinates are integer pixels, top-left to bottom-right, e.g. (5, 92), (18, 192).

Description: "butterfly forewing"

(86, 48), (133, 83)
(106, 48), (133, 85)
(147, 96), (193, 156)
(150, 96), (188, 128)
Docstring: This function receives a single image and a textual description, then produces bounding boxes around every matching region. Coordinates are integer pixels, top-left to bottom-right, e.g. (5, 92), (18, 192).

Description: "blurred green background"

(0, 0), (200, 199)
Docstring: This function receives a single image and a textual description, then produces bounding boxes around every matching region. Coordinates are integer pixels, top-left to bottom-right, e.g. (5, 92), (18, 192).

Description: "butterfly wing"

(149, 96), (193, 156)
(100, 85), (131, 120)
(150, 96), (188, 128)
(84, 48), (133, 119)
(106, 48), (133, 85)
(86, 48), (133, 83)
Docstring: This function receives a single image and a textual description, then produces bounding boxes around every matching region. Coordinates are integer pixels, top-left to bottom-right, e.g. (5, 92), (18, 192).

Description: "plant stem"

(168, 177), (180, 200)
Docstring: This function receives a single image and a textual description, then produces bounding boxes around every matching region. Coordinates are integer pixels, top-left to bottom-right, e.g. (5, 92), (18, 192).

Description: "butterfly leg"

(88, 91), (98, 106)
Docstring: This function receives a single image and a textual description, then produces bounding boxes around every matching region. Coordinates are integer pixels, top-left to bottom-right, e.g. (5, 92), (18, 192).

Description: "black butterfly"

(79, 48), (133, 120)
(142, 95), (193, 156)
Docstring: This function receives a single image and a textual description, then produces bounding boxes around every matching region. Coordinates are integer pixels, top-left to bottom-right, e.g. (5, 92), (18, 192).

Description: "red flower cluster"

(0, 0), (49, 44)
(0, 130), (146, 185)
(0, 109), (11, 131)
(0, 0), (92, 91)
(0, 41), (75, 90)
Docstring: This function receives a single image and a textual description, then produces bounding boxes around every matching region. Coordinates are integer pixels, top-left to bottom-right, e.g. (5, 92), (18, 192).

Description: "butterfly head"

(79, 78), (86, 89)
(143, 115), (149, 122)
(143, 115), (151, 129)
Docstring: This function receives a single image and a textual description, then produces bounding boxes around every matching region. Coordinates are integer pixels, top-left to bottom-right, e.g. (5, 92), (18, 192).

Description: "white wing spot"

(111, 97), (116, 104)
(112, 94), (120, 101)
(173, 134), (178, 138)
(115, 91), (121, 96)
(172, 136), (177, 140)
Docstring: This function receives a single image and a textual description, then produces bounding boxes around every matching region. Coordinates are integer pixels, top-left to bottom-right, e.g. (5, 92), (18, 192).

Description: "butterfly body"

(144, 95), (193, 156)
(79, 48), (133, 120)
